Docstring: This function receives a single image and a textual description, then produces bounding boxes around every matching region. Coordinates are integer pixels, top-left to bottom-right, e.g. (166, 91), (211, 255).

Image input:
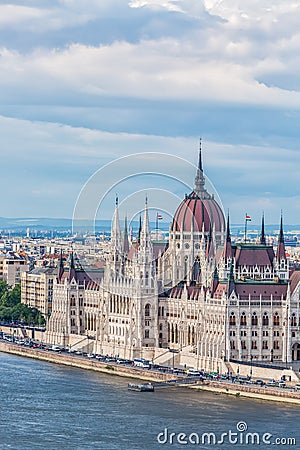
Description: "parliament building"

(45, 148), (300, 372)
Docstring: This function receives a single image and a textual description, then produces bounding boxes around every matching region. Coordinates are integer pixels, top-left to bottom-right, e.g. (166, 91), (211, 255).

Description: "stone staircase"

(152, 349), (180, 367)
(69, 336), (94, 353)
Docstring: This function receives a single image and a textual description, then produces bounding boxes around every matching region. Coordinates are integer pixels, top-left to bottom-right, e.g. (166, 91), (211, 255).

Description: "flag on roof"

(157, 214), (163, 220)
(245, 214), (251, 221)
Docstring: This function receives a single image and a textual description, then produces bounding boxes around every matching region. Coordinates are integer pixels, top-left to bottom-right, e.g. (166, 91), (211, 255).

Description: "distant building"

(0, 251), (29, 287)
(21, 267), (57, 316)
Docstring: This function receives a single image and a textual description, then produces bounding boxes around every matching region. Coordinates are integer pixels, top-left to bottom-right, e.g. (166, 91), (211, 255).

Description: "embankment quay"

(1, 341), (300, 405)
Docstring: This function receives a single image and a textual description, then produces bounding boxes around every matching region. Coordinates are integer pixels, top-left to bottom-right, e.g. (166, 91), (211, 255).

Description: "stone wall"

(228, 360), (299, 382)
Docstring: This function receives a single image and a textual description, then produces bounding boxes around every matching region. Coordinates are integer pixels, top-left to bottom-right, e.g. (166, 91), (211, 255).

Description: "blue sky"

(0, 0), (299, 224)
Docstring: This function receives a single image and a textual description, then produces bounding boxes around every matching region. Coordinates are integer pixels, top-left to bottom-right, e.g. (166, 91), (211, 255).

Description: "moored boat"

(128, 383), (154, 392)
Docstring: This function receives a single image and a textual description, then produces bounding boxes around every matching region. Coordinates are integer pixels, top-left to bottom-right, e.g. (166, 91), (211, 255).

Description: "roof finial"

(115, 194), (119, 207)
(198, 137), (203, 172)
(194, 139), (206, 196)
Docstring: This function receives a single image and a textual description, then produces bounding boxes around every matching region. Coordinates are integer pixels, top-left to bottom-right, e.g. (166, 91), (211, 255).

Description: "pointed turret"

(276, 215), (286, 260)
(260, 214), (266, 245)
(123, 215), (130, 255)
(69, 251), (76, 282)
(111, 195), (122, 252)
(194, 138), (206, 196)
(137, 214), (142, 245)
(228, 262), (235, 296)
(110, 195), (123, 274)
(138, 197), (155, 287)
(58, 249), (64, 282)
(224, 213), (232, 259)
(140, 196), (152, 250)
(211, 265), (219, 296)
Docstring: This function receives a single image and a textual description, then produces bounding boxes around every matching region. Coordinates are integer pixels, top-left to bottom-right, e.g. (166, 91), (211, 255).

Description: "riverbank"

(0, 341), (175, 382)
(1, 341), (300, 405)
(190, 381), (300, 405)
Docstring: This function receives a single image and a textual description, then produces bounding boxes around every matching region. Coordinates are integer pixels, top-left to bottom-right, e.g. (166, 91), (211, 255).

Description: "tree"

(0, 283), (45, 326)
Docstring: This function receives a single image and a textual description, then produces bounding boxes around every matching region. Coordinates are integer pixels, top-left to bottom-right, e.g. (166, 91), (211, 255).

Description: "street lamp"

(250, 354), (253, 378)
(270, 348), (274, 363)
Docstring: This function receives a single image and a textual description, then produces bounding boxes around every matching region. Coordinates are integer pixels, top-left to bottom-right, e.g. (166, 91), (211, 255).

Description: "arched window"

(291, 313), (297, 327)
(229, 312), (236, 326)
(262, 312), (269, 326)
(240, 312), (247, 326)
(273, 312), (280, 326)
(252, 312), (258, 326)
(145, 304), (151, 317)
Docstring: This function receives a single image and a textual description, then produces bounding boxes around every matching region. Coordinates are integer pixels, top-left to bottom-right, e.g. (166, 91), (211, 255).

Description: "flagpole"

(244, 214), (248, 243)
(156, 212), (159, 237)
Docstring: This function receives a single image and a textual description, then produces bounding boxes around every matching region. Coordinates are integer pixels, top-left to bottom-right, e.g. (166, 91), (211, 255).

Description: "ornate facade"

(45, 148), (300, 372)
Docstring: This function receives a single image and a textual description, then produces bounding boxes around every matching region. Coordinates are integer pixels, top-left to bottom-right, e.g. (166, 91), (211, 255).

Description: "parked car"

(133, 358), (150, 368)
(187, 369), (201, 377)
(51, 345), (62, 352)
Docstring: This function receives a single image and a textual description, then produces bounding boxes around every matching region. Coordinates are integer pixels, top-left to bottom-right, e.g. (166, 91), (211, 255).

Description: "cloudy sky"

(0, 0), (299, 224)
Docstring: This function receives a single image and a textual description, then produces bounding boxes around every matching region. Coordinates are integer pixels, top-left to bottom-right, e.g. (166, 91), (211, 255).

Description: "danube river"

(0, 353), (299, 449)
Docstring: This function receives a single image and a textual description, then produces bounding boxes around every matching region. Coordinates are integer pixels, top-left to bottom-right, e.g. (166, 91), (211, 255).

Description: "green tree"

(0, 283), (45, 326)
(0, 280), (9, 306)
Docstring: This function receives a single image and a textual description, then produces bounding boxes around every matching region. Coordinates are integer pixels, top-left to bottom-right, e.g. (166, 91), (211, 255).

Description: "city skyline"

(0, 1), (299, 223)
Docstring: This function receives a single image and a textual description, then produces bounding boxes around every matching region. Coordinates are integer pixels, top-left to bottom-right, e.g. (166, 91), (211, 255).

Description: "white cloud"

(129, 0), (183, 12)
(0, 1), (299, 222)
(0, 38), (299, 109)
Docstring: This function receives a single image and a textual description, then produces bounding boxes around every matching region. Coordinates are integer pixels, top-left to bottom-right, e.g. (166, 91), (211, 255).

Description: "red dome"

(171, 191), (225, 233)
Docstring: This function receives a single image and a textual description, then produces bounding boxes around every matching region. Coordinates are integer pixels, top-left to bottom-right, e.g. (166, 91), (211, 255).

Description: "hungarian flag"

(245, 214), (251, 221)
(157, 214), (163, 220)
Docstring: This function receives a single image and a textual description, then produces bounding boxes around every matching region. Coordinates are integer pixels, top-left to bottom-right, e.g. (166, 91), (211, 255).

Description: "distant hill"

(0, 217), (299, 234)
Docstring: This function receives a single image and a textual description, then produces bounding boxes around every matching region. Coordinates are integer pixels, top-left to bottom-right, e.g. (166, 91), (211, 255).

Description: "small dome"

(171, 191), (225, 233)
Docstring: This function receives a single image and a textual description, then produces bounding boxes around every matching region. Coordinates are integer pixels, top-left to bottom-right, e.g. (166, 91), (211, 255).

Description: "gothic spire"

(260, 213), (266, 245)
(276, 214), (286, 260)
(123, 215), (130, 255)
(138, 196), (154, 281)
(228, 262), (236, 296)
(194, 138), (206, 195)
(111, 194), (122, 252)
(211, 265), (219, 296)
(137, 214), (142, 245)
(58, 249), (64, 281)
(224, 212), (232, 259)
(226, 212), (231, 243)
(141, 196), (151, 245)
(69, 251), (76, 282)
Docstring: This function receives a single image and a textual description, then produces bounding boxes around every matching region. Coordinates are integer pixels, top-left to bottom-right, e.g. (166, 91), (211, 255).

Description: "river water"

(0, 353), (299, 449)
